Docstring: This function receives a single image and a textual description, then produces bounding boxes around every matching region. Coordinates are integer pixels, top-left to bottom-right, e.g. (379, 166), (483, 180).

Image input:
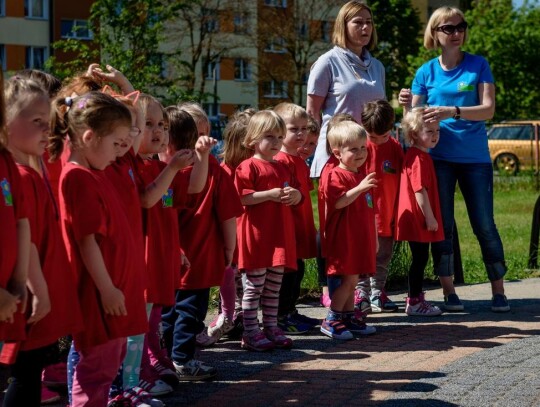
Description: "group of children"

(0, 64), (445, 407)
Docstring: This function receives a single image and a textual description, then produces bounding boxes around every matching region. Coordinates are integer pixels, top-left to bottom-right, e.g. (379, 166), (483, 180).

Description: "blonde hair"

(326, 113), (357, 155)
(243, 110), (286, 149)
(221, 108), (256, 168)
(307, 115), (320, 135)
(327, 121), (367, 150)
(333, 1), (377, 51)
(138, 93), (164, 122)
(5, 77), (49, 124)
(273, 102), (308, 123)
(401, 108), (425, 145)
(178, 101), (211, 133)
(424, 7), (467, 49)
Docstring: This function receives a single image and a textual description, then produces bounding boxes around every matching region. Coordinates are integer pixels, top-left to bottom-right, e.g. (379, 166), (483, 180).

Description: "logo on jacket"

(1, 178), (13, 206)
(366, 192), (373, 208)
(382, 160), (396, 174)
(162, 188), (173, 208)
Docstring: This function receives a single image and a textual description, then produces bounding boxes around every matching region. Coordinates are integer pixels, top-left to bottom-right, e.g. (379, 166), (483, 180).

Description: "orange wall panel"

(6, 1), (24, 17)
(6, 45), (26, 71)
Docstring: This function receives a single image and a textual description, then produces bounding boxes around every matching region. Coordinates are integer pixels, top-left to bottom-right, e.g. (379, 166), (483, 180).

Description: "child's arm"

(335, 172), (377, 209)
(26, 244), (51, 324)
(139, 150), (195, 208)
(240, 188), (283, 205)
(221, 217), (237, 267)
(8, 219), (30, 313)
(78, 234), (127, 316)
(187, 136), (217, 194)
(0, 287), (19, 323)
(415, 188), (438, 231)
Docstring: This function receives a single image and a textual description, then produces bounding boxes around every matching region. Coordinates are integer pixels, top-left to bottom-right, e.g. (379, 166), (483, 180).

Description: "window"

(264, 0), (287, 7)
(24, 0), (48, 19)
(0, 0), (5, 17)
(265, 37), (286, 53)
(202, 8), (219, 33)
(61, 20), (93, 40)
(0, 45), (5, 71)
(488, 125), (534, 141)
(233, 13), (248, 34)
(203, 58), (220, 80)
(263, 80), (288, 98)
(234, 59), (250, 81)
(25, 46), (47, 69)
(297, 21), (309, 39)
(321, 21), (331, 42)
(202, 103), (220, 119)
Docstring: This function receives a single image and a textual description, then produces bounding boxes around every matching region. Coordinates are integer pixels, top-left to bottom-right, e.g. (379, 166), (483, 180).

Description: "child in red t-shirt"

(3, 77), (83, 406)
(49, 92), (149, 407)
(235, 110), (303, 352)
(273, 103), (319, 334)
(355, 100), (403, 314)
(320, 121), (378, 340)
(396, 108), (444, 317)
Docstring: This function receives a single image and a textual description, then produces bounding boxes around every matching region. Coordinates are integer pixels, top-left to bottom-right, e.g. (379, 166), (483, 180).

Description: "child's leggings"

(141, 304), (170, 380)
(242, 267), (284, 332)
(220, 266), (236, 320)
(408, 241), (430, 298)
(71, 337), (127, 407)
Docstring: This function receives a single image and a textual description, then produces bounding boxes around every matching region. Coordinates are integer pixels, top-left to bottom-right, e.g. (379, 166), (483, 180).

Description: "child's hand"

(27, 290), (51, 324)
(195, 136), (218, 155)
(170, 149), (195, 171)
(0, 288), (19, 323)
(267, 188), (284, 202)
(281, 187), (301, 206)
(425, 215), (438, 232)
(89, 64), (134, 93)
(359, 172), (378, 191)
(100, 286), (127, 316)
(398, 88), (412, 107)
(180, 252), (191, 269)
(7, 280), (27, 314)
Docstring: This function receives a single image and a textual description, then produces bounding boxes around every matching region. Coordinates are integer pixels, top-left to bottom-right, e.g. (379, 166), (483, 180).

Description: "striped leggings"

(242, 267), (284, 332)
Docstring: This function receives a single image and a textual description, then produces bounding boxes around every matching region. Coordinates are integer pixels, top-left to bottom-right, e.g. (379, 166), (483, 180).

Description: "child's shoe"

(444, 293), (465, 312)
(263, 326), (293, 349)
(121, 386), (165, 407)
(320, 292), (331, 308)
(151, 360), (178, 387)
(173, 359), (217, 381)
(491, 293), (510, 312)
(207, 314), (235, 341)
(354, 289), (372, 314)
(42, 362), (68, 387)
(241, 329), (275, 352)
(41, 385), (61, 405)
(277, 315), (311, 335)
(343, 316), (376, 335)
(195, 326), (218, 347)
(137, 378), (173, 396)
(289, 309), (320, 327)
(225, 311), (244, 339)
(406, 293), (442, 316)
(370, 291), (398, 313)
(320, 319), (354, 340)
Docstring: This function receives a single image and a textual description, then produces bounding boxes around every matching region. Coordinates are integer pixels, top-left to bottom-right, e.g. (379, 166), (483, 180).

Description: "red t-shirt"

(137, 157), (189, 305)
(17, 165), (83, 351)
(42, 150), (63, 206)
(324, 166), (376, 276)
(275, 152), (317, 260)
(0, 150), (27, 342)
(366, 137), (404, 237)
(395, 147), (444, 243)
(178, 156), (244, 289)
(59, 162), (147, 350)
(317, 155), (339, 257)
(235, 157), (298, 271)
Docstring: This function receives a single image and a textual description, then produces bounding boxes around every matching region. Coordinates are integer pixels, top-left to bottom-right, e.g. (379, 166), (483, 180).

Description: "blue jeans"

(431, 160), (506, 281)
(161, 288), (210, 364)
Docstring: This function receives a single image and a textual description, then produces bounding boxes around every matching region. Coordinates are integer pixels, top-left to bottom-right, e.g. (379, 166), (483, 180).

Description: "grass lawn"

(302, 175), (540, 294)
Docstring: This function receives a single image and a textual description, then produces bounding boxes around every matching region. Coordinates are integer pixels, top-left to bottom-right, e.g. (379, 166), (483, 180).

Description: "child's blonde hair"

(221, 108), (256, 167)
(243, 110), (286, 149)
(273, 102), (308, 122)
(401, 108), (426, 146)
(178, 101), (211, 134)
(327, 121), (367, 151)
(165, 105), (198, 151)
(307, 115), (320, 135)
(138, 93), (164, 121)
(5, 77), (49, 124)
(326, 113), (357, 155)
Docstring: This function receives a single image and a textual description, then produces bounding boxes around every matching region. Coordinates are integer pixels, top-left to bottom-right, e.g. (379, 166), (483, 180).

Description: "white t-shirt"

(307, 46), (386, 177)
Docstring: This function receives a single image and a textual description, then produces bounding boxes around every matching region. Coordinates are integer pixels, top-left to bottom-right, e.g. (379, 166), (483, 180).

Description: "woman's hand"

(398, 88), (412, 108)
(423, 106), (455, 123)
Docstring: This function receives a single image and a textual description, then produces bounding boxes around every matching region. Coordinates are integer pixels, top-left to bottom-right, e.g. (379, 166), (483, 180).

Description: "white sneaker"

(195, 326), (218, 347)
(174, 359), (217, 381)
(207, 314), (235, 341)
(405, 296), (442, 316)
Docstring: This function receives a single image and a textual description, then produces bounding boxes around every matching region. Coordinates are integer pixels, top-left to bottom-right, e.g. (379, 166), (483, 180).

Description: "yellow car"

(488, 121), (540, 175)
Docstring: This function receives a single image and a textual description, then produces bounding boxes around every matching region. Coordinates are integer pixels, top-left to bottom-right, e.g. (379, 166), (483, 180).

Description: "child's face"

(117, 110), (138, 157)
(282, 117), (308, 154)
(367, 130), (391, 146)
(85, 125), (130, 170)
(298, 132), (319, 161)
(254, 130), (284, 161)
(413, 121), (440, 151)
(334, 137), (368, 172)
(196, 120), (210, 137)
(139, 102), (166, 155)
(7, 97), (51, 157)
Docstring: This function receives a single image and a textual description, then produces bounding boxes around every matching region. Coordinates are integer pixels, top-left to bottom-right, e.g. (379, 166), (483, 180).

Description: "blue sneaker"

(343, 316), (376, 335)
(491, 294), (510, 312)
(320, 319), (353, 340)
(277, 315), (311, 335)
(289, 309), (320, 327)
(444, 293), (464, 311)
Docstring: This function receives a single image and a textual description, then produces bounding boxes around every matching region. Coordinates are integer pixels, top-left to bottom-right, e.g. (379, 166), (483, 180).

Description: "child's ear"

(332, 147), (341, 159)
(81, 129), (95, 144)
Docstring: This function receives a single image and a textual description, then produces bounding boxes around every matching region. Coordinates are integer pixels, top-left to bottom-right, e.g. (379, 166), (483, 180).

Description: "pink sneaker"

(41, 385), (61, 405)
(263, 326), (293, 349)
(42, 362), (67, 387)
(320, 293), (331, 308)
(241, 329), (275, 352)
(151, 360), (178, 387)
(406, 293), (442, 316)
(354, 289), (372, 314)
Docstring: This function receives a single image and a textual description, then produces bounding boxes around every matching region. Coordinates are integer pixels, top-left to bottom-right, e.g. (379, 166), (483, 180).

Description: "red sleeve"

(408, 153), (429, 193)
(235, 160), (256, 196)
(63, 168), (107, 240)
(324, 170), (348, 212)
(215, 167), (244, 222)
(5, 154), (28, 221)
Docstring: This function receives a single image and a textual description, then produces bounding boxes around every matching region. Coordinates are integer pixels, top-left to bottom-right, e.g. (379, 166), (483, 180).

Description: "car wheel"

(494, 153), (519, 175)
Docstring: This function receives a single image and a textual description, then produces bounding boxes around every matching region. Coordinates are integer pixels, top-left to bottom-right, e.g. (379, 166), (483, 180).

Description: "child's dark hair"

(307, 115), (320, 135)
(15, 69), (62, 99)
(165, 106), (198, 150)
(49, 91), (132, 161)
(57, 74), (102, 100)
(361, 100), (395, 136)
